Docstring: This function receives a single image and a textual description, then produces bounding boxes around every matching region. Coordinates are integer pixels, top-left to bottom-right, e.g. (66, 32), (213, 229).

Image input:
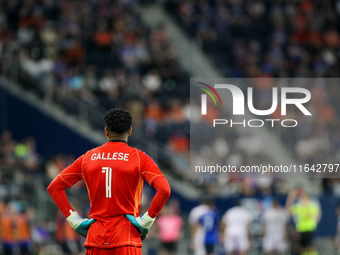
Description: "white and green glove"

(126, 212), (155, 240)
(66, 210), (95, 237)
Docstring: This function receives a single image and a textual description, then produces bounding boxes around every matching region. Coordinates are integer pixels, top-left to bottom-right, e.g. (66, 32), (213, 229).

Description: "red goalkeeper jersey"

(47, 140), (170, 249)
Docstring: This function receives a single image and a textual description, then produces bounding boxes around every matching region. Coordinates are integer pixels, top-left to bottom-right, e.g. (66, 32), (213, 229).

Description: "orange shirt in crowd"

(16, 214), (31, 242)
(0, 214), (15, 243)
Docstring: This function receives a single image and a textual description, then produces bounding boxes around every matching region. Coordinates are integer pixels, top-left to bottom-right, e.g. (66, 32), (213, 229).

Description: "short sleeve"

(58, 154), (84, 188)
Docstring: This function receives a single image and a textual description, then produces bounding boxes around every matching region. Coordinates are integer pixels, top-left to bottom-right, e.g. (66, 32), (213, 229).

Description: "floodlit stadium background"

(1, 0), (340, 254)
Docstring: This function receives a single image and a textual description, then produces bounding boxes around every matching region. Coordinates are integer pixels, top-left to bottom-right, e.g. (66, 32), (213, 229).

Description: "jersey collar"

(108, 139), (127, 143)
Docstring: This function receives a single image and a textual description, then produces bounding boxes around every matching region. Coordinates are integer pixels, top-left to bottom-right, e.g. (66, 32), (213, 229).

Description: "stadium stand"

(0, 0), (280, 195)
(0, 0), (193, 183)
(165, 0), (340, 192)
(1, 0), (340, 254)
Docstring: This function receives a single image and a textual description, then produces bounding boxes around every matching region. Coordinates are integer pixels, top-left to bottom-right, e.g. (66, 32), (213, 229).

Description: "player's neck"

(108, 136), (128, 143)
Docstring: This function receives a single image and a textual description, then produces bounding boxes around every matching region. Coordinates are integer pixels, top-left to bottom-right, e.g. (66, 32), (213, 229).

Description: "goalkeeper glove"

(66, 210), (95, 237)
(126, 212), (156, 240)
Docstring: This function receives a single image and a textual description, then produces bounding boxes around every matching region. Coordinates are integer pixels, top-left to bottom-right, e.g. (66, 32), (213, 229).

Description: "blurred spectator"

(261, 199), (289, 255)
(156, 204), (183, 255)
(0, 130), (16, 165)
(1, 203), (16, 255)
(221, 200), (252, 255)
(197, 201), (219, 255)
(31, 220), (49, 254)
(98, 69), (118, 96)
(83, 65), (98, 93)
(46, 154), (75, 181)
(14, 137), (41, 173)
(17, 208), (33, 255)
(286, 189), (321, 255)
(142, 69), (162, 94)
(188, 200), (210, 255)
(94, 21), (112, 50)
(55, 210), (82, 255)
(168, 130), (189, 154)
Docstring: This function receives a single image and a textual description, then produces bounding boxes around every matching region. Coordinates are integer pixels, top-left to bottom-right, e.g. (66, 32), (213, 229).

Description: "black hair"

(103, 108), (132, 135)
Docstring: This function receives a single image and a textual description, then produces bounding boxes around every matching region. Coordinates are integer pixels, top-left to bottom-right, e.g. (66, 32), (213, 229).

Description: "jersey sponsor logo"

(91, 152), (129, 161)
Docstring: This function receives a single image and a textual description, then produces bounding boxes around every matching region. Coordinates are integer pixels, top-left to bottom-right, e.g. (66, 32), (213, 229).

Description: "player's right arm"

(47, 154), (95, 237)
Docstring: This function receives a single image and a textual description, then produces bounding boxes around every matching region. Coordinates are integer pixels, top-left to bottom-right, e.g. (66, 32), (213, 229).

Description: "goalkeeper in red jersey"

(47, 108), (171, 255)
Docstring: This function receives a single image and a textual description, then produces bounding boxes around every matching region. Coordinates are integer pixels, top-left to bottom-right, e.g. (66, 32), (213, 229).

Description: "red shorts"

(85, 246), (142, 255)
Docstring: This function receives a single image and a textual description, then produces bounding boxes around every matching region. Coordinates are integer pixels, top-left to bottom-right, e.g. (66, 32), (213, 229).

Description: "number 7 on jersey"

(102, 167), (112, 198)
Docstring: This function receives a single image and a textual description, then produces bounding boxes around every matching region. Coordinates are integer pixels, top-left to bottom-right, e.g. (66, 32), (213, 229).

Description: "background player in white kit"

(189, 200), (210, 255)
(221, 200), (252, 255)
(261, 200), (289, 255)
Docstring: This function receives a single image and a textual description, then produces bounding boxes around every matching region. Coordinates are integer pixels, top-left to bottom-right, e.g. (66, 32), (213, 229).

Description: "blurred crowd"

(0, 0), (340, 192)
(0, 0), (191, 181)
(166, 0), (340, 193)
(0, 0), (285, 194)
(250, 80), (340, 194)
(167, 0), (340, 77)
(0, 130), (86, 255)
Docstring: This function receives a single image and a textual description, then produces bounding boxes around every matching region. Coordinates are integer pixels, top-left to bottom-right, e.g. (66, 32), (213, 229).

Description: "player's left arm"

(47, 154), (95, 237)
(126, 151), (170, 239)
(139, 151), (171, 218)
